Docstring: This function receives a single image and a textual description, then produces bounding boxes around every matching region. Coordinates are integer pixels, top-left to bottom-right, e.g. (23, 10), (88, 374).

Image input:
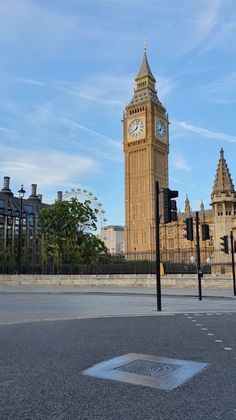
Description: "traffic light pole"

(195, 211), (202, 301)
(155, 181), (161, 311)
(230, 231), (236, 296)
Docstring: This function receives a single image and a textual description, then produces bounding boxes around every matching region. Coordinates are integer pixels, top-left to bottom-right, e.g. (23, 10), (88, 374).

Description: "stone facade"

(123, 47), (169, 256)
(123, 49), (236, 273)
(0, 176), (49, 268)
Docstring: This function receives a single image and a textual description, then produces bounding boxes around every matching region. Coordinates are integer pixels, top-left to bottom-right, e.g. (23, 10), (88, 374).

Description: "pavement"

(1, 285), (236, 419)
(0, 286), (235, 324)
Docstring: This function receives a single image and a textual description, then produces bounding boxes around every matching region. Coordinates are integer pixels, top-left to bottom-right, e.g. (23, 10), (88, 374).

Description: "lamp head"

(18, 185), (26, 198)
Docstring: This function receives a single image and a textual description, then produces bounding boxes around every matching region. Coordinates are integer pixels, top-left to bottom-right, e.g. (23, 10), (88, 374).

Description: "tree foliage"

(40, 198), (108, 264)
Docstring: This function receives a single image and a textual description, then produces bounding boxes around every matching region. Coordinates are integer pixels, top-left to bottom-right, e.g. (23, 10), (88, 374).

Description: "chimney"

(4, 176), (10, 190)
(57, 191), (63, 202)
(1, 176), (13, 196)
(38, 194), (42, 202)
(29, 184), (39, 200)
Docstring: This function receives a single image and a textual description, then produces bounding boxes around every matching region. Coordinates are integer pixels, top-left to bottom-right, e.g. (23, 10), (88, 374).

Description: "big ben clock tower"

(123, 47), (169, 258)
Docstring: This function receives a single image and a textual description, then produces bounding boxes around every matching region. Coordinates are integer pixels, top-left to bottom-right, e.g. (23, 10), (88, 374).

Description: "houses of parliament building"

(123, 48), (236, 273)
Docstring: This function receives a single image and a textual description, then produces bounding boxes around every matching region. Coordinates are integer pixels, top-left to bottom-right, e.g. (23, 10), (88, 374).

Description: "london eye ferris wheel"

(62, 188), (107, 232)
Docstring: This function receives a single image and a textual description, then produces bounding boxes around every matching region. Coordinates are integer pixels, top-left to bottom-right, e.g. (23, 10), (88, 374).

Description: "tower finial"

(220, 147), (224, 158)
(144, 41), (147, 53)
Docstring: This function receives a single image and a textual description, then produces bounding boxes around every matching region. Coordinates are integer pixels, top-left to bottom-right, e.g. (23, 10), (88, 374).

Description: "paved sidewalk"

(0, 285), (235, 297)
(0, 286), (236, 324)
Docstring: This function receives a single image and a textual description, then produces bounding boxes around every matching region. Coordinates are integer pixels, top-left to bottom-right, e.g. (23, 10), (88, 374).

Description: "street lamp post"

(17, 185), (26, 274)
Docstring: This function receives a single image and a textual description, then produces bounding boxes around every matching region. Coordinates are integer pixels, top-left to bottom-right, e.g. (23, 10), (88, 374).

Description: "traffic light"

(220, 235), (229, 254)
(202, 223), (210, 241)
(163, 188), (179, 223)
(183, 217), (194, 241)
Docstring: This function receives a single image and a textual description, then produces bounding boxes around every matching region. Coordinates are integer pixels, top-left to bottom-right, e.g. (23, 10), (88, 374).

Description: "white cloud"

(200, 17), (236, 53)
(29, 103), (54, 126)
(0, 146), (100, 189)
(77, 93), (123, 107)
(0, 126), (15, 135)
(17, 78), (47, 87)
(0, 0), (79, 49)
(199, 72), (236, 103)
(157, 77), (176, 100)
(173, 120), (236, 143)
(57, 74), (134, 106)
(62, 118), (122, 150)
(171, 154), (191, 171)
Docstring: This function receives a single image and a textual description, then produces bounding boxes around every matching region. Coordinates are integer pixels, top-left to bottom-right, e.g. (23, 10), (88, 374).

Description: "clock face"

(156, 120), (166, 139)
(128, 119), (144, 137)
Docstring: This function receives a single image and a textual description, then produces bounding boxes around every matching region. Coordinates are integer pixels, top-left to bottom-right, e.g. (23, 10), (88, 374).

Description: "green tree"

(40, 198), (108, 265)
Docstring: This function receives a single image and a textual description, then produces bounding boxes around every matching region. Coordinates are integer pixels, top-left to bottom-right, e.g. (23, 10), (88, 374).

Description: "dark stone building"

(0, 176), (49, 272)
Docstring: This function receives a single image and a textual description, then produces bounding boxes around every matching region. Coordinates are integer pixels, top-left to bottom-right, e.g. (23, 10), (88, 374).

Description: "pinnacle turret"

(184, 195), (191, 217)
(212, 148), (235, 195)
(200, 200), (205, 222)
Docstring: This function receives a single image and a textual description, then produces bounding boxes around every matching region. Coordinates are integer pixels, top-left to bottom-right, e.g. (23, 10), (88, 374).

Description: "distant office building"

(99, 225), (124, 255)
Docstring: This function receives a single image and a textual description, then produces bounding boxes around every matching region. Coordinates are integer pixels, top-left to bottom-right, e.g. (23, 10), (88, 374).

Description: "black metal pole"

(155, 181), (161, 311)
(195, 211), (202, 301)
(230, 231), (236, 296)
(17, 196), (23, 275)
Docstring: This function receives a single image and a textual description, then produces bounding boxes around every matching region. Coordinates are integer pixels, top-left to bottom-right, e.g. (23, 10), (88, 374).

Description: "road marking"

(185, 310), (234, 354)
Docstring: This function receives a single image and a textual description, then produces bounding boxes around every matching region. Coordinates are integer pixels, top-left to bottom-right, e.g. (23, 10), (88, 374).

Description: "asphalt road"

(1, 313), (236, 419)
(1, 287), (236, 419)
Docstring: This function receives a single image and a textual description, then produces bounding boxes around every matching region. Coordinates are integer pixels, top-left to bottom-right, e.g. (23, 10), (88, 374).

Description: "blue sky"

(1, 0), (236, 228)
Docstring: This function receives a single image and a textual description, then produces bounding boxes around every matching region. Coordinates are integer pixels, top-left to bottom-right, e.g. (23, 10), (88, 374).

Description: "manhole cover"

(115, 360), (179, 378)
(81, 353), (207, 390)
